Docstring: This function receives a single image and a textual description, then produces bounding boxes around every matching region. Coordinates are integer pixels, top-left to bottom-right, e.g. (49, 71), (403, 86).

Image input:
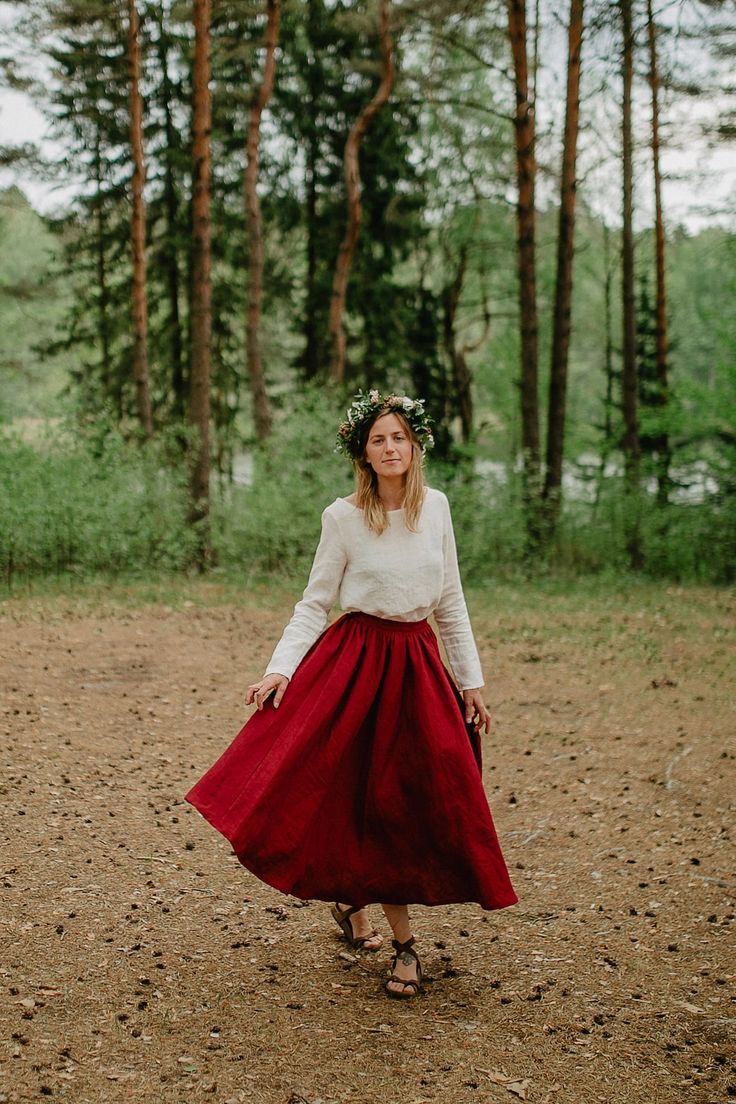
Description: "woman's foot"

(385, 937), (422, 999)
(331, 903), (384, 951)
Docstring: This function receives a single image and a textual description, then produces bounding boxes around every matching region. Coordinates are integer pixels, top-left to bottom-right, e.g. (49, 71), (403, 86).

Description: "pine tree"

(275, 0), (425, 386)
(37, 1), (133, 420)
(620, 0), (642, 568)
(189, 0), (213, 563)
(127, 0), (154, 437)
(543, 0), (585, 533)
(328, 0), (395, 382)
(244, 0), (280, 441)
(645, 0), (671, 506)
(507, 0), (541, 549)
(144, 0), (190, 423)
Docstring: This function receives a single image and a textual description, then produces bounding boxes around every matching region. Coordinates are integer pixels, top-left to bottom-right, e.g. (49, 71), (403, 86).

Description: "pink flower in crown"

(335, 388), (434, 459)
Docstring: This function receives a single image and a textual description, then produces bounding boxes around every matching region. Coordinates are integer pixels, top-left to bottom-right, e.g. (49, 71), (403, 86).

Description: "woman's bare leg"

(382, 904), (418, 993)
(336, 902), (383, 950)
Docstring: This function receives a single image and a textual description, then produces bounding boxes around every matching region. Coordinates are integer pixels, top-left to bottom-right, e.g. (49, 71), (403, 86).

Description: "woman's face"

(363, 412), (414, 478)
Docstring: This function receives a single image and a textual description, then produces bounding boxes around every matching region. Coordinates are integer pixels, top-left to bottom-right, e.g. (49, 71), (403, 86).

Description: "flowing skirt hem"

(185, 612), (519, 912)
(185, 793), (519, 911)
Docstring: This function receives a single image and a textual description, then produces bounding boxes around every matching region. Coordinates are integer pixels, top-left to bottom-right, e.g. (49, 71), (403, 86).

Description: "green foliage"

(0, 188), (72, 421)
(2, 408), (733, 586)
(572, 485), (734, 584)
(431, 465), (734, 586)
(212, 387), (354, 577)
(0, 422), (197, 583)
(3, 4), (735, 587)
(275, 0), (428, 384)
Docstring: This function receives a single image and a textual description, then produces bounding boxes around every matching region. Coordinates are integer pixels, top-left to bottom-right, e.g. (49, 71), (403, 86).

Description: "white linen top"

(265, 487), (484, 691)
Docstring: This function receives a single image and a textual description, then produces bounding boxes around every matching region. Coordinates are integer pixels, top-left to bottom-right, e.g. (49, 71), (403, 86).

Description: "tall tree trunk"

(621, 0), (642, 568)
(507, 0), (541, 546)
(189, 0), (212, 565)
(531, 0), (540, 108)
(92, 129), (114, 414)
(594, 221), (616, 513)
(303, 0), (320, 380)
(244, 0), (279, 442)
(646, 0), (671, 507)
(127, 0), (154, 439)
(542, 0), (585, 529)
(328, 0), (394, 383)
(155, 2), (185, 421)
(442, 245), (473, 444)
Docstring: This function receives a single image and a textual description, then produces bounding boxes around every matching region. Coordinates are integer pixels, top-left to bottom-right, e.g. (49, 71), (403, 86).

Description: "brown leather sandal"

(330, 903), (383, 952)
(385, 936), (423, 999)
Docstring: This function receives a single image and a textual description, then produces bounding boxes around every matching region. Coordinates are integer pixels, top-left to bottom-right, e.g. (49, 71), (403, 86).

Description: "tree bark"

(154, 2), (185, 421)
(328, 0), (394, 383)
(507, 0), (541, 543)
(127, 0), (154, 439)
(595, 222), (616, 514)
(244, 0), (279, 442)
(621, 0), (642, 567)
(647, 0), (671, 506)
(531, 0), (540, 109)
(189, 0), (213, 564)
(442, 246), (473, 444)
(543, 0), (584, 527)
(303, 0), (321, 380)
(92, 128), (114, 414)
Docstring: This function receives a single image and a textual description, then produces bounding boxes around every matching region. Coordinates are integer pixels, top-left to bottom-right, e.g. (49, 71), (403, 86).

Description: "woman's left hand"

(463, 688), (491, 735)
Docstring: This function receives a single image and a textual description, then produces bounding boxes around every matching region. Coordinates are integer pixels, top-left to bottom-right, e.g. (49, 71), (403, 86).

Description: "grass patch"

(2, 568), (732, 652)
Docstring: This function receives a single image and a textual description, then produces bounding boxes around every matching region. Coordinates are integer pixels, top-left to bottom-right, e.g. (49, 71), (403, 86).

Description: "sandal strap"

(390, 937), (421, 981)
(353, 928), (381, 947)
(335, 903), (362, 922)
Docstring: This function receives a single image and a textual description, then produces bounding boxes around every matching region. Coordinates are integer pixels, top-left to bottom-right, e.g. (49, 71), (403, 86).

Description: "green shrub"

(212, 387), (353, 577)
(0, 423), (196, 583)
(1, 390), (733, 587)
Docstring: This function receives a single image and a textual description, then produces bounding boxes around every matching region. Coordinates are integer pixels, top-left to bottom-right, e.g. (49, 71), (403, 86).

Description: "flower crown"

(335, 389), (435, 460)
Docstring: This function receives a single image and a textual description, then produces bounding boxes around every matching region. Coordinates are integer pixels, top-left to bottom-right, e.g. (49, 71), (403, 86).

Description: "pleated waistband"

(341, 611), (430, 635)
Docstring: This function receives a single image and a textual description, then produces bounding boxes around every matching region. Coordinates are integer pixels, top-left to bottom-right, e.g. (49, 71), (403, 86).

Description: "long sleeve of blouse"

(432, 495), (485, 691)
(265, 508), (347, 682)
(264, 488), (484, 690)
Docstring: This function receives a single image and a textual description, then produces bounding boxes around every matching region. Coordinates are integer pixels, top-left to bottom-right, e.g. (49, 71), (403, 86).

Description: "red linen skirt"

(186, 612), (518, 910)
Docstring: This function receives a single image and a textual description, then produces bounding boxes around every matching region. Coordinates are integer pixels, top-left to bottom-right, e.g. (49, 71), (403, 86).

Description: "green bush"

(0, 423), (196, 582)
(1, 391), (734, 587)
(212, 387), (353, 578)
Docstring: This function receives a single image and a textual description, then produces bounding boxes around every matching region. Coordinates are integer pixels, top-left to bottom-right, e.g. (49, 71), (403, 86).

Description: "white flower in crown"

(335, 388), (434, 460)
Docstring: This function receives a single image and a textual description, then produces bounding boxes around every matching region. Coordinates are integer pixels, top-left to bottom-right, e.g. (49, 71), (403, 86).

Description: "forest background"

(0, 0), (735, 589)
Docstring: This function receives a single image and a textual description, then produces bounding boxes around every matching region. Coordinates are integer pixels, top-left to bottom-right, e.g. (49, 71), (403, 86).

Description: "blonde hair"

(353, 408), (426, 535)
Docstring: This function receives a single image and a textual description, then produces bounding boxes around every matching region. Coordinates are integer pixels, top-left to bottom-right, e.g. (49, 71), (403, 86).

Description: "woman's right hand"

(245, 673), (290, 711)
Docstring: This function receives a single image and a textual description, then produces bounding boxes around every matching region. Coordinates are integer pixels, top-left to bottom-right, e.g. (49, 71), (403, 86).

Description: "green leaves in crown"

(335, 389), (435, 460)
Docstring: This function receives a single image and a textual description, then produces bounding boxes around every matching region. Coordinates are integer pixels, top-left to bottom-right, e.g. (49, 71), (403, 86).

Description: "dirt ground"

(1, 582), (734, 1104)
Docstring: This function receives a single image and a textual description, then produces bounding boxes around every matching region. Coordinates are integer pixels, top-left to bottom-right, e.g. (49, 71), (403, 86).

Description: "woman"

(186, 391), (517, 1000)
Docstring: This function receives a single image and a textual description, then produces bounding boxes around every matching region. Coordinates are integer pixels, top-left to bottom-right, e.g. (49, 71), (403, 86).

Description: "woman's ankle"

(390, 926), (413, 945)
(381, 903), (411, 944)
